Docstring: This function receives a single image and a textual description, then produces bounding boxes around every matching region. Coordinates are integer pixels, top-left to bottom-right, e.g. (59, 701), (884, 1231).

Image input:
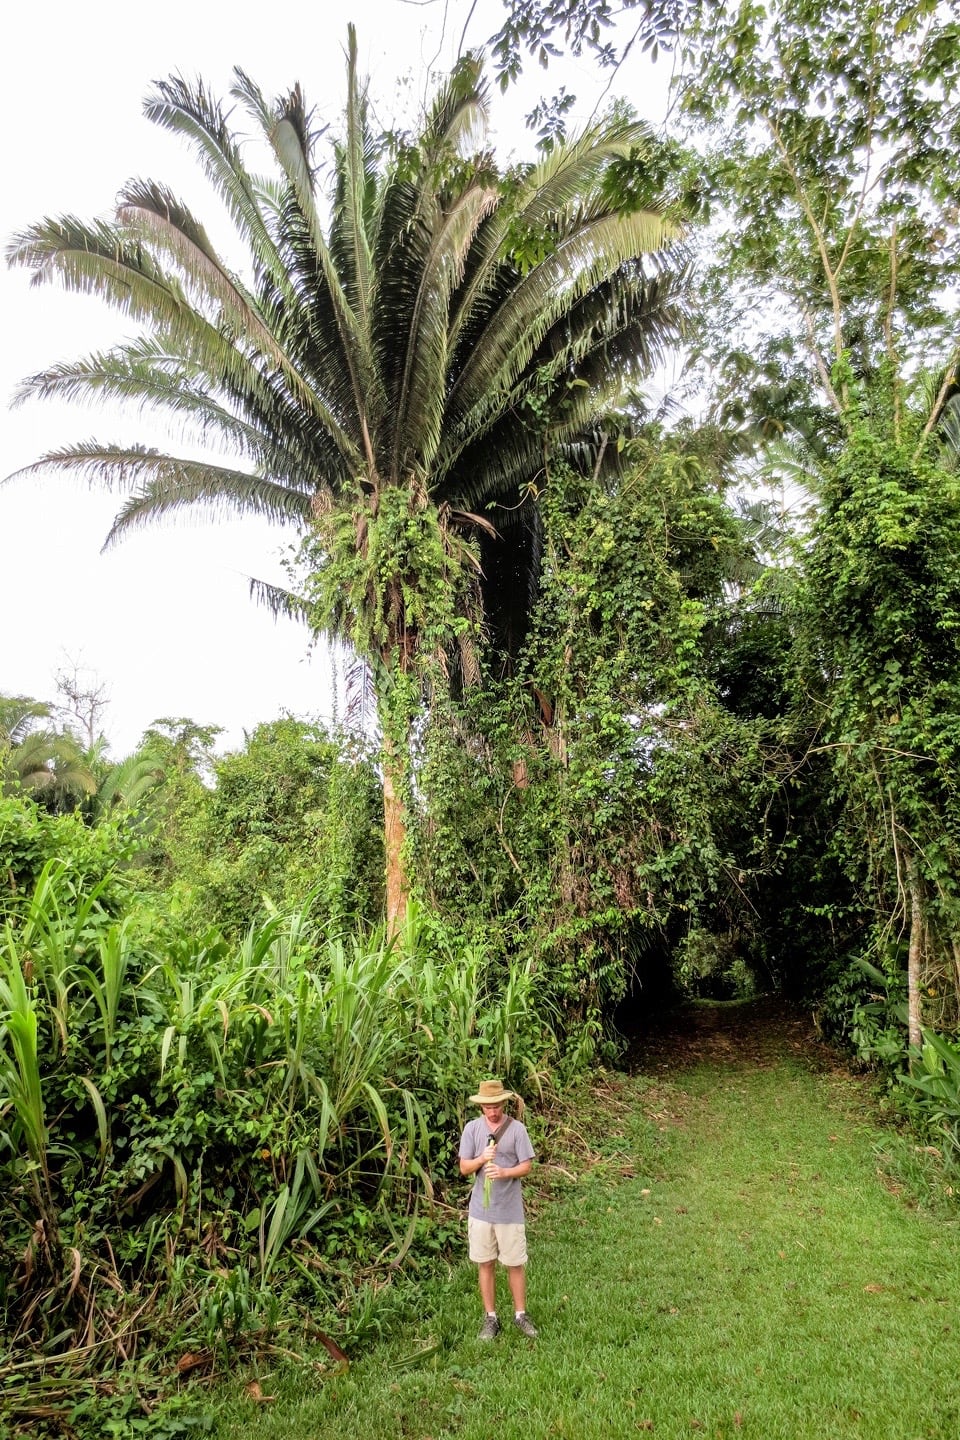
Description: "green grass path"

(214, 1002), (960, 1440)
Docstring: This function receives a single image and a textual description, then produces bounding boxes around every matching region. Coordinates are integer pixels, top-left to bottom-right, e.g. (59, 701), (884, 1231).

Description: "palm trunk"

(382, 730), (409, 937)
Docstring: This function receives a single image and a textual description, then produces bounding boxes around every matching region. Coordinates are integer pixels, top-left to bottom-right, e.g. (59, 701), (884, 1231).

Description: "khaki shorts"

(468, 1217), (528, 1267)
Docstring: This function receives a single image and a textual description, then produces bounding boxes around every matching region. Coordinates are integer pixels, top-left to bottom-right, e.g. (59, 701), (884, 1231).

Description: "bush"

(0, 869), (562, 1379)
(154, 719), (385, 934)
(897, 1028), (960, 1172)
(0, 792), (138, 923)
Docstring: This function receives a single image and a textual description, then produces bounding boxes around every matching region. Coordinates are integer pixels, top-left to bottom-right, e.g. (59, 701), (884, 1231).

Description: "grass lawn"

(208, 1001), (960, 1440)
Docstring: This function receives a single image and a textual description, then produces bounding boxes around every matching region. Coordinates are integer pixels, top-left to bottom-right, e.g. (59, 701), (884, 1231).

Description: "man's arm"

(484, 1157), (532, 1181)
(459, 1149), (489, 1177)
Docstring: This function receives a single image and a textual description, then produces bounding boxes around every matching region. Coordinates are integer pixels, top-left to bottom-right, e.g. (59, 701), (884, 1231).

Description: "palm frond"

(7, 215), (192, 327)
(7, 444), (313, 538)
(248, 576), (311, 625)
(448, 114), (669, 348)
(419, 49), (489, 165)
(116, 182), (362, 462)
(117, 180), (275, 340)
(339, 26), (377, 349)
(95, 749), (165, 813)
(338, 647), (379, 739)
(143, 72), (285, 284)
(103, 463), (314, 543)
(259, 85), (373, 441)
(450, 211), (681, 429)
(392, 182), (500, 475)
(0, 697), (54, 750)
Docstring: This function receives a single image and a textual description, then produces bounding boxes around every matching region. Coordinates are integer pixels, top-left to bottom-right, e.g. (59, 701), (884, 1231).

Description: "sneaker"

(478, 1313), (501, 1341)
(514, 1312), (538, 1338)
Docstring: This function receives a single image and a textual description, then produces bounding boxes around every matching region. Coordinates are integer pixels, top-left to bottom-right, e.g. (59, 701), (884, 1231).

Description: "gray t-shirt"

(459, 1115), (535, 1224)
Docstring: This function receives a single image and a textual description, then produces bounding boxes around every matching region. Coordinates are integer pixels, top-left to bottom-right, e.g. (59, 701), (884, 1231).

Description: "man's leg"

(478, 1259), (497, 1313)
(507, 1264), (538, 1335)
(469, 1221), (501, 1337)
(506, 1264), (526, 1314)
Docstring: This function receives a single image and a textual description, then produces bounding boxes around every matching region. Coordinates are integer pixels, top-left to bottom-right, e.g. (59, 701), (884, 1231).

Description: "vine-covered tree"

(672, 0), (960, 1043)
(803, 380), (960, 1047)
(7, 28), (686, 929)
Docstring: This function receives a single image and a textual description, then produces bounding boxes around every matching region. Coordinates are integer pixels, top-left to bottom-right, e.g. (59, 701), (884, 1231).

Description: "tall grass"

(0, 870), (561, 1384)
(0, 930), (50, 1194)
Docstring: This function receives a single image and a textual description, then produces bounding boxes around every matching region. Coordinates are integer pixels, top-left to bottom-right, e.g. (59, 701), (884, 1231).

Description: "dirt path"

(625, 994), (828, 1072)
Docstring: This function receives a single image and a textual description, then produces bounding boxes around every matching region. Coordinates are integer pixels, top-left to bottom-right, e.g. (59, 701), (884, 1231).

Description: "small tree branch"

(802, 308), (844, 418)
(884, 225), (902, 440)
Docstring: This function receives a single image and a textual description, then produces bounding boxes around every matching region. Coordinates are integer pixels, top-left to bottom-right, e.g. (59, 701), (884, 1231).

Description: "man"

(458, 1077), (538, 1339)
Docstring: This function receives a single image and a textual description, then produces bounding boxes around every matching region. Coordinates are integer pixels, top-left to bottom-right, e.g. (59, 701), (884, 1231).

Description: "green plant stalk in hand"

(482, 1139), (495, 1208)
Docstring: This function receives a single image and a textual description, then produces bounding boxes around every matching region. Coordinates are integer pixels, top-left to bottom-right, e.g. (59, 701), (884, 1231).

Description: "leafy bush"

(897, 1028), (960, 1171)
(817, 953), (909, 1070)
(140, 719), (385, 935)
(673, 927), (759, 1001)
(0, 792), (138, 923)
(0, 864), (562, 1393)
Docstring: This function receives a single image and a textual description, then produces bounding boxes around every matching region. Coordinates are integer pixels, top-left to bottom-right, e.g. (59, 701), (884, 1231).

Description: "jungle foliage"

(135, 718), (386, 937)
(0, 831), (560, 1427)
(411, 432), (798, 1018)
(4, 1), (960, 1430)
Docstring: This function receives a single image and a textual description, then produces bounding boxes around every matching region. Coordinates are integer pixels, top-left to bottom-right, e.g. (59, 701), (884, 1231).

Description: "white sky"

(0, 0), (669, 758)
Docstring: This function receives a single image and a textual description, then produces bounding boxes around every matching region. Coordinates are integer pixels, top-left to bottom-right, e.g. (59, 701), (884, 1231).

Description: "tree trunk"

(382, 731), (409, 937)
(906, 857), (923, 1051)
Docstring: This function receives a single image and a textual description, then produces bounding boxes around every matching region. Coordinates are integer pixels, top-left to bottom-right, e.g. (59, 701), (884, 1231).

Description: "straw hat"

(468, 1078), (515, 1106)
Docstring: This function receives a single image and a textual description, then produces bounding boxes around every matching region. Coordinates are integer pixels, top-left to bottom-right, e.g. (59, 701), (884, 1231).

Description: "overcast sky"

(0, 0), (669, 758)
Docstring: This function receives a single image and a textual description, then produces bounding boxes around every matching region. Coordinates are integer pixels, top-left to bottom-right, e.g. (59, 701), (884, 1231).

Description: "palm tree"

(7, 30), (686, 928)
(0, 696), (96, 811)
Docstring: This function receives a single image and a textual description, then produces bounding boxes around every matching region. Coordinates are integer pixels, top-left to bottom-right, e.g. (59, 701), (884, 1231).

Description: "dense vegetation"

(3, 0), (960, 1433)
